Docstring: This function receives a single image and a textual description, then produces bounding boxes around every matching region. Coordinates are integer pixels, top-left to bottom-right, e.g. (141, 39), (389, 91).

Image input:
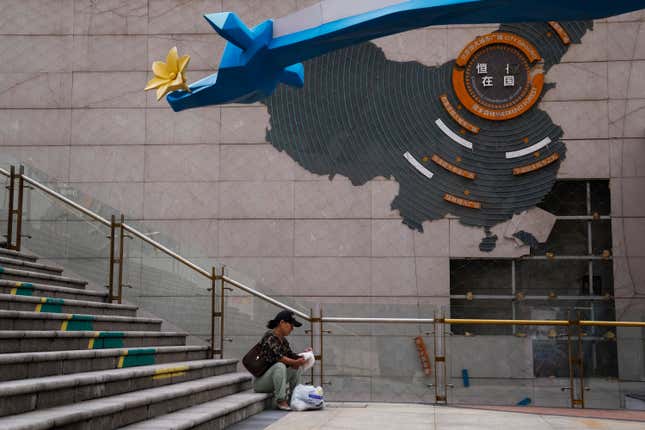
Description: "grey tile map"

(263, 21), (592, 248)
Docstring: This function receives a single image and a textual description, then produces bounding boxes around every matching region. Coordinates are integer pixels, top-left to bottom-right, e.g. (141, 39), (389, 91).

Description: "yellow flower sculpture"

(145, 47), (191, 100)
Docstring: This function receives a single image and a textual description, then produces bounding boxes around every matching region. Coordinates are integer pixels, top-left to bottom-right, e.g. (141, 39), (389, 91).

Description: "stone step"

(0, 279), (107, 302)
(0, 293), (137, 317)
(0, 309), (162, 332)
(0, 266), (87, 289)
(0, 247), (38, 263)
(0, 256), (63, 276)
(0, 330), (187, 353)
(0, 358), (239, 417)
(120, 391), (272, 430)
(0, 372), (253, 429)
(0, 345), (211, 382)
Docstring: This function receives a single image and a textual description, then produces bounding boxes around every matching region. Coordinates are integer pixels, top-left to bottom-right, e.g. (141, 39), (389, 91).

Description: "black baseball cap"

(267, 310), (302, 329)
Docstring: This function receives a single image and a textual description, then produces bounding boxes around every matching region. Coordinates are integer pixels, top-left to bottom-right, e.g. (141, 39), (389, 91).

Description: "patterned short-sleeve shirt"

(259, 330), (300, 365)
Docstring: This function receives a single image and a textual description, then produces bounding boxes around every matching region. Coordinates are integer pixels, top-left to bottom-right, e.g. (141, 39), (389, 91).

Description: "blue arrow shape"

(166, 0), (644, 111)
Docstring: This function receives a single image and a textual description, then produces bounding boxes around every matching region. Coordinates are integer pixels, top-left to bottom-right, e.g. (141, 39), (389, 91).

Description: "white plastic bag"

(290, 384), (324, 411)
(298, 351), (315, 371)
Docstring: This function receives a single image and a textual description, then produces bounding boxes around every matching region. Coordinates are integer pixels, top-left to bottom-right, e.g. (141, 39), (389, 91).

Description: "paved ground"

(262, 403), (645, 430)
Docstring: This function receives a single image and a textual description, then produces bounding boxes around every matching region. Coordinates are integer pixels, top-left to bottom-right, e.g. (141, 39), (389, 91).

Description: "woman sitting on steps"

(253, 310), (311, 411)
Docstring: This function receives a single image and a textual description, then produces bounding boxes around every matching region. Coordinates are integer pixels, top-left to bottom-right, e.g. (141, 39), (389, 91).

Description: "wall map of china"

(262, 21), (592, 240)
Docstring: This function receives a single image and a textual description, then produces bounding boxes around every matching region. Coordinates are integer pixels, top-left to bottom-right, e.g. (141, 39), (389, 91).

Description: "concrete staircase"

(0, 247), (271, 429)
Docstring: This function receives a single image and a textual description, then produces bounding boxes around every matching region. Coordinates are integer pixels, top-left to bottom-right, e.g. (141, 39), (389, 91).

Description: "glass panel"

(516, 260), (588, 296)
(450, 259), (512, 295)
(592, 220), (612, 255)
(531, 220), (588, 255)
(0, 171), (9, 247)
(19, 186), (112, 291)
(446, 332), (572, 407)
(590, 180), (611, 216)
(450, 299), (513, 335)
(538, 181), (587, 216)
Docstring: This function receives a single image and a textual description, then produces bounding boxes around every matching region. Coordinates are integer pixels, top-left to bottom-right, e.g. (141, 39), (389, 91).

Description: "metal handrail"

(0, 167), (9, 178)
(222, 275), (311, 320)
(7, 166), (645, 329)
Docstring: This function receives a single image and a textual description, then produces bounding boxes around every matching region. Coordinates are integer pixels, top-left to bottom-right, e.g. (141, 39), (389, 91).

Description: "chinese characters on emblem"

(476, 63), (518, 88)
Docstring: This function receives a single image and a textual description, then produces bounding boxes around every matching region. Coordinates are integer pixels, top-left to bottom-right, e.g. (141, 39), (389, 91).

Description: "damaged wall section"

(450, 180), (617, 378)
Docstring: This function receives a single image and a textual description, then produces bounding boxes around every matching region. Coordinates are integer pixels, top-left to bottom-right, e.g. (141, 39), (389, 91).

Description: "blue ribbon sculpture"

(163, 0), (644, 111)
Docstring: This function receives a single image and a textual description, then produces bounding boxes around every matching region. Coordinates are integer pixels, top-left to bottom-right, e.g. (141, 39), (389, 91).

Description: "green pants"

(253, 362), (302, 403)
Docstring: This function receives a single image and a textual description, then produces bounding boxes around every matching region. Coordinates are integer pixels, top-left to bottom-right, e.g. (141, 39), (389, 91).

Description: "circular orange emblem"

(452, 32), (544, 121)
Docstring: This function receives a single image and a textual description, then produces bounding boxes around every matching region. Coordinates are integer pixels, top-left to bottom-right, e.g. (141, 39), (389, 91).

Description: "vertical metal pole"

(108, 215), (116, 302)
(117, 214), (125, 304)
(442, 311), (448, 404)
(567, 314), (575, 408)
(220, 265), (225, 359)
(210, 266), (216, 359)
(576, 311), (585, 408)
(6, 166), (15, 250)
(319, 307), (324, 388)
(511, 260), (516, 335)
(433, 311), (439, 403)
(15, 166), (24, 251)
(586, 181), (593, 296)
(310, 308), (315, 385)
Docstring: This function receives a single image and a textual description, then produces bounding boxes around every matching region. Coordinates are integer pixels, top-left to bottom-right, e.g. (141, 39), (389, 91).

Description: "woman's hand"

(291, 357), (306, 368)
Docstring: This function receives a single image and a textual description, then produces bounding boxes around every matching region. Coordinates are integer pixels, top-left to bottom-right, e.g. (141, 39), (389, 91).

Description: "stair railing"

(2, 164), (645, 408)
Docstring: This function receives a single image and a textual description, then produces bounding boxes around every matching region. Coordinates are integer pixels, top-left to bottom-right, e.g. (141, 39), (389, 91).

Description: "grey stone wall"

(0, 0), (644, 406)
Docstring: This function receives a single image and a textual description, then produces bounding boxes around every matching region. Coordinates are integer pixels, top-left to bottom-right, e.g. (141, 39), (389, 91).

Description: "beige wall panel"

(219, 181), (294, 218)
(71, 109), (146, 146)
(294, 220), (371, 257)
(2, 146), (70, 181)
(72, 72), (147, 108)
(72, 36), (148, 71)
(372, 219), (414, 257)
(610, 138), (645, 177)
(293, 257), (371, 296)
(0, 109), (71, 146)
(219, 145), (296, 181)
(0, 36), (72, 73)
(0, 73), (71, 108)
(146, 107), (221, 145)
(148, 0), (223, 34)
(542, 101), (609, 139)
(143, 181), (219, 219)
(144, 144), (220, 182)
(220, 107), (269, 143)
(0, 0), (73, 35)
(543, 62), (608, 101)
(74, 0), (148, 35)
(219, 220), (294, 257)
(558, 140), (610, 179)
(69, 145), (145, 182)
(609, 99), (645, 139)
(295, 179), (371, 219)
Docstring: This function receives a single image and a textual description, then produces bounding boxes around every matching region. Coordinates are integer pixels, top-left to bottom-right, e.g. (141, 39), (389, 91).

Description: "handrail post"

(577, 318), (585, 409)
(108, 215), (116, 302)
(117, 214), (125, 304)
(15, 165), (24, 251)
(433, 311), (448, 405)
(210, 266), (216, 359)
(567, 311), (585, 408)
(219, 265), (225, 359)
(6, 166), (15, 250)
(309, 308), (315, 385)
(319, 307), (325, 388)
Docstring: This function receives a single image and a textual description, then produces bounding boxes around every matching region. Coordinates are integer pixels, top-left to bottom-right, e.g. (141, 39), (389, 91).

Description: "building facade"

(0, 0), (644, 407)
